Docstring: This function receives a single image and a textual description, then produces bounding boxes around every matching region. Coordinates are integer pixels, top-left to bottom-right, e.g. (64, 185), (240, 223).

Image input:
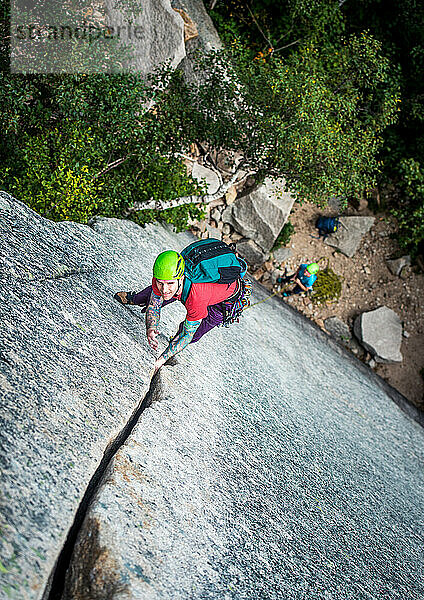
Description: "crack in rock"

(43, 374), (163, 600)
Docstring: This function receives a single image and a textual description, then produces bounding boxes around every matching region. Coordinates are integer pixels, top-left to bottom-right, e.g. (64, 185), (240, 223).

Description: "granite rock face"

(354, 306), (403, 363)
(104, 0), (186, 74)
(222, 178), (295, 254)
(65, 273), (424, 599)
(1, 193), (424, 600)
(325, 216), (375, 257)
(0, 193), (189, 600)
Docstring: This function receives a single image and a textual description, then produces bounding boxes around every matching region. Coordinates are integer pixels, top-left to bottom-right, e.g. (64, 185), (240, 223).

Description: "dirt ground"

(259, 201), (424, 408)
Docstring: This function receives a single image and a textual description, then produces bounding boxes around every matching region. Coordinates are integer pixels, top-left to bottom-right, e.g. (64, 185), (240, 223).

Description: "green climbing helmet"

(153, 250), (185, 280)
(306, 262), (319, 275)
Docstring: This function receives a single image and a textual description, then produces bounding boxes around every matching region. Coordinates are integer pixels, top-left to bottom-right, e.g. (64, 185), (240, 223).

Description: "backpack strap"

(181, 277), (192, 305)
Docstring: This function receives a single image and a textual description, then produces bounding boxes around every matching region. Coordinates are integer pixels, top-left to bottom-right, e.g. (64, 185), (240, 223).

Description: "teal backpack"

(180, 239), (248, 304)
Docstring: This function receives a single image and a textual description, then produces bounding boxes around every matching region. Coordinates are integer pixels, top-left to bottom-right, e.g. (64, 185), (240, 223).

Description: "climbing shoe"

(114, 291), (137, 305)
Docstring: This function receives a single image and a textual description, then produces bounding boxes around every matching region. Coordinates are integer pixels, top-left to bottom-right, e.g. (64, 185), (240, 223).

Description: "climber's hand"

(147, 328), (159, 351)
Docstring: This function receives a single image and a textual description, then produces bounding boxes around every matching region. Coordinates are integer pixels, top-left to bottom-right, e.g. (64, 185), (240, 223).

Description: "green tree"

(0, 70), (205, 227)
(126, 35), (398, 214)
(210, 0), (424, 256)
(0, 1), (399, 235)
(342, 0), (424, 256)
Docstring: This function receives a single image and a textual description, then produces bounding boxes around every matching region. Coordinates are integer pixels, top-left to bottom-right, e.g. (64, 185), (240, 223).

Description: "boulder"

(353, 307), (403, 363)
(192, 163), (221, 195)
(104, 0), (186, 74)
(205, 223), (221, 240)
(272, 247), (292, 263)
(325, 216), (375, 257)
(11, 0), (186, 74)
(236, 239), (268, 266)
(324, 316), (364, 356)
(222, 178), (295, 254)
(386, 255), (411, 277)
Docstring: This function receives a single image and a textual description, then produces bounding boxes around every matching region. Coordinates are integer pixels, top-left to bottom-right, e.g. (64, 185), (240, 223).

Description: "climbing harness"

(220, 277), (253, 327)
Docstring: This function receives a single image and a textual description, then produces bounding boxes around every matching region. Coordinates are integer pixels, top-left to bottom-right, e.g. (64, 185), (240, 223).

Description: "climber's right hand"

(147, 328), (159, 351)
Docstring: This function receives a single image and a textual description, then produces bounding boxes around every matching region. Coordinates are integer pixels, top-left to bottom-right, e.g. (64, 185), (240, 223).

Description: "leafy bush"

(2, 122), (104, 223)
(390, 158), (424, 256)
(273, 220), (295, 248)
(0, 0), (403, 232)
(0, 70), (205, 229)
(312, 262), (343, 305)
(178, 35), (399, 206)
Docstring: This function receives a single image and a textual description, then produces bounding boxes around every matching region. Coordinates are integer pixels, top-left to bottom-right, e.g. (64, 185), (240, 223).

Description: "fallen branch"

(124, 167), (255, 215)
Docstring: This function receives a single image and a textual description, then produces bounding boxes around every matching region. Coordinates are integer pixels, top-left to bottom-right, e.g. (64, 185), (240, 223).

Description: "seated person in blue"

(277, 262), (319, 297)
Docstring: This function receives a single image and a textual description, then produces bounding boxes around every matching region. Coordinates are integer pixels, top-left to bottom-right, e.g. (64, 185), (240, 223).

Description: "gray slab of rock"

(386, 255), (411, 276)
(64, 277), (424, 600)
(325, 216), (375, 257)
(3, 193), (424, 600)
(236, 239), (268, 266)
(104, 0), (185, 74)
(0, 192), (191, 599)
(272, 247), (292, 263)
(192, 163), (221, 195)
(222, 178), (295, 254)
(354, 306), (403, 363)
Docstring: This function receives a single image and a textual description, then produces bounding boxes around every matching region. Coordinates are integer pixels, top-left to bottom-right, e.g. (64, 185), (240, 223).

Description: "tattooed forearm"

(161, 319), (200, 360)
(145, 291), (163, 331)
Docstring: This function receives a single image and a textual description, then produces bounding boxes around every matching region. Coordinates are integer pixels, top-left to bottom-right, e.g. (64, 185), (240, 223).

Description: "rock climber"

(114, 242), (252, 374)
(277, 262), (319, 297)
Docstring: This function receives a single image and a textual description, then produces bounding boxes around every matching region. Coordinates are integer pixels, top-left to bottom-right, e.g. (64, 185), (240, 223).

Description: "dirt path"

(260, 201), (424, 408)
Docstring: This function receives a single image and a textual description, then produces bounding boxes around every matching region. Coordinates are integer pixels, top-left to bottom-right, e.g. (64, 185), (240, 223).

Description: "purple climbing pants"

(133, 285), (225, 343)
